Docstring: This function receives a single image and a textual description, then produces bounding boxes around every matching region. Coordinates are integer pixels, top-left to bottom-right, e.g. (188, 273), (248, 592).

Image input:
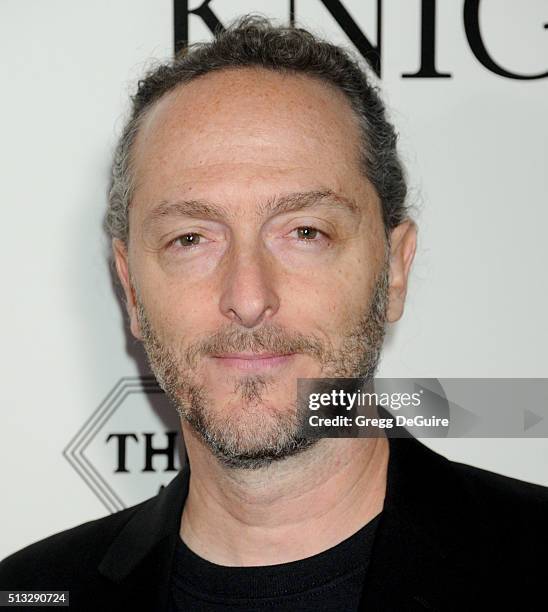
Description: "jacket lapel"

(359, 433), (497, 611)
(97, 463), (190, 610)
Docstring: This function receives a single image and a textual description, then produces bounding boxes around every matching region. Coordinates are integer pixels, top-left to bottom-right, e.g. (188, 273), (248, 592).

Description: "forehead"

(129, 67), (372, 221)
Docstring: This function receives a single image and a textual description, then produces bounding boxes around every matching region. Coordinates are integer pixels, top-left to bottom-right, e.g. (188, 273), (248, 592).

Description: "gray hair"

(105, 14), (409, 244)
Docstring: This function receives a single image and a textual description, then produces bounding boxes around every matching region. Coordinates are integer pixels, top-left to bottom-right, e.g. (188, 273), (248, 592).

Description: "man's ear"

(386, 219), (417, 323)
(112, 238), (142, 340)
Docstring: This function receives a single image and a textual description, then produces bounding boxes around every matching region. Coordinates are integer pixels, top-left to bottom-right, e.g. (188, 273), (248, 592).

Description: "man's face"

(114, 67), (415, 469)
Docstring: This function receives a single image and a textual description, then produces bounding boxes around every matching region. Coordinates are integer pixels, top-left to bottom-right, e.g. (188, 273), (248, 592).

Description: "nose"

(219, 242), (280, 328)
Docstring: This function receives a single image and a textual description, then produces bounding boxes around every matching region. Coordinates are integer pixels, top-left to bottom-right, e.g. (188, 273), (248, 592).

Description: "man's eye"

(172, 233), (202, 248)
(292, 226), (325, 241)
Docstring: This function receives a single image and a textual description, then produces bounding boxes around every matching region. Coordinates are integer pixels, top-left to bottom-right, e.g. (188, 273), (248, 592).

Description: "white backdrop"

(1, 0), (547, 559)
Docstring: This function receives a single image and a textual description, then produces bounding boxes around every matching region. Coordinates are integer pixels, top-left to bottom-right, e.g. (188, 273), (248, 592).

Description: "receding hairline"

(105, 18), (410, 248)
(125, 65), (370, 215)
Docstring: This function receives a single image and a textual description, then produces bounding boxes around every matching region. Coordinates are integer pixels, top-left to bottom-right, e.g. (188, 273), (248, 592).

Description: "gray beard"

(134, 258), (390, 470)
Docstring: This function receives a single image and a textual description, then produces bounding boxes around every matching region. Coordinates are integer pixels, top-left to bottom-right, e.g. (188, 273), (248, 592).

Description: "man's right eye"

(172, 233), (202, 248)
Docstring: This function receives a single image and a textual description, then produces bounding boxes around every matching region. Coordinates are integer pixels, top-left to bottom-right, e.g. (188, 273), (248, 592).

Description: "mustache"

(185, 324), (329, 368)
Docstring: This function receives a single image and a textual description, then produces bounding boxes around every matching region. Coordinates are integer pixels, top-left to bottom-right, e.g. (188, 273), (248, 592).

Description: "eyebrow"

(143, 189), (361, 230)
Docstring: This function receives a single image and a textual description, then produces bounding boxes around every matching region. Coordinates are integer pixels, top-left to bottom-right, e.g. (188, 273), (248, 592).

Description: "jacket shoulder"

(450, 458), (548, 508)
(448, 456), (548, 553)
(0, 499), (149, 589)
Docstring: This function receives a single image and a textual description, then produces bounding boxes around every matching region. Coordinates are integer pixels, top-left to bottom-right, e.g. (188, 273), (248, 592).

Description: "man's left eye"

(292, 226), (325, 240)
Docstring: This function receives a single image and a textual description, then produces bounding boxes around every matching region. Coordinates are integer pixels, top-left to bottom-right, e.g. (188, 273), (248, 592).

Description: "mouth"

(210, 352), (297, 371)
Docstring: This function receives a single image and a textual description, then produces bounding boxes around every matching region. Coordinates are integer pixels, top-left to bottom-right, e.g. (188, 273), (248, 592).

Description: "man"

(1, 15), (547, 612)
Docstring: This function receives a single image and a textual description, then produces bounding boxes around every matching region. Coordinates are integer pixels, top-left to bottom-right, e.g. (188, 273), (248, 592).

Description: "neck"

(179, 423), (389, 566)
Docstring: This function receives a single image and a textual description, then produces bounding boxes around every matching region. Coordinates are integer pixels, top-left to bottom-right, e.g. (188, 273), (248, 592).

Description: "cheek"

(286, 258), (373, 333)
(136, 271), (214, 342)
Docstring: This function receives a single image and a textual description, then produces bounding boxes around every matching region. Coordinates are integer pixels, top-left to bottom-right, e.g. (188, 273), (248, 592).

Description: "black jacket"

(1, 435), (547, 611)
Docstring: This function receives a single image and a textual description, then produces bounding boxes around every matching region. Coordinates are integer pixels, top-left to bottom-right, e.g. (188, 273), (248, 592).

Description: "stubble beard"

(133, 259), (390, 470)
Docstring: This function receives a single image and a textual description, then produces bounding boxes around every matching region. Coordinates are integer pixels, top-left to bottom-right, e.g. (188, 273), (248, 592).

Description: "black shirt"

(168, 512), (382, 611)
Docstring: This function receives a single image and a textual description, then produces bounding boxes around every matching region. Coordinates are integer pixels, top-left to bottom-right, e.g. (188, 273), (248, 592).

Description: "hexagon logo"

(63, 377), (185, 512)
